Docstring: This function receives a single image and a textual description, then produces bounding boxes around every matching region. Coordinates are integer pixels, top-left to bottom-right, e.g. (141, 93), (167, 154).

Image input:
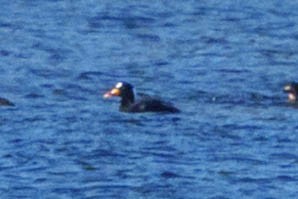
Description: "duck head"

(284, 82), (298, 102)
(103, 82), (135, 108)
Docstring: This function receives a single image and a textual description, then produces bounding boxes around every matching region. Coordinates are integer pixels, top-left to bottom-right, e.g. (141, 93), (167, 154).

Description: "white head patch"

(115, 82), (123, 89)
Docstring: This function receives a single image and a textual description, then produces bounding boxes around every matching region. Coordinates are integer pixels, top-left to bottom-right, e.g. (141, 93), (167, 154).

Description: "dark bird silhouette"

(103, 82), (180, 113)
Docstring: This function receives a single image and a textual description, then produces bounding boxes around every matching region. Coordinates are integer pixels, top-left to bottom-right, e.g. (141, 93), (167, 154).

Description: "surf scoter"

(103, 82), (180, 113)
(0, 97), (14, 106)
(284, 82), (298, 102)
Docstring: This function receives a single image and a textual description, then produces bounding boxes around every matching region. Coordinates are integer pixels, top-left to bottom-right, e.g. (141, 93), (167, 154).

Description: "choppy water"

(1, 0), (298, 198)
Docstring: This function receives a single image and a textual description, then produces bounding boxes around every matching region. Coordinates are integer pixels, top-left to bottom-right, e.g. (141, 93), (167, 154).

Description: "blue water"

(1, 0), (298, 198)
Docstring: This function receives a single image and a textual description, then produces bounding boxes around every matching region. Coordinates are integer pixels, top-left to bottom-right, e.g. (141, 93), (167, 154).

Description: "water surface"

(1, 0), (298, 198)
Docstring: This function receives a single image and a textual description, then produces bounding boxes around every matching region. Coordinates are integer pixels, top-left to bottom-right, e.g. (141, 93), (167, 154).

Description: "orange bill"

(103, 88), (121, 98)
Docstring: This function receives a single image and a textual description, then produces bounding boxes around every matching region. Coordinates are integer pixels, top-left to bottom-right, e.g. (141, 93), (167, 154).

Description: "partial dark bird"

(0, 97), (14, 106)
(283, 82), (298, 102)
